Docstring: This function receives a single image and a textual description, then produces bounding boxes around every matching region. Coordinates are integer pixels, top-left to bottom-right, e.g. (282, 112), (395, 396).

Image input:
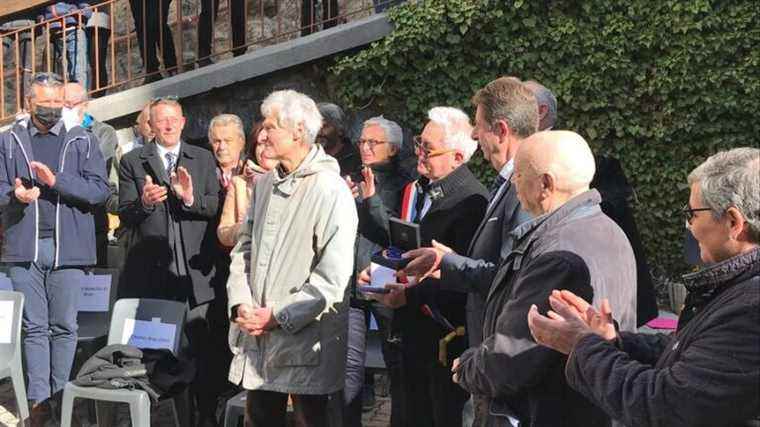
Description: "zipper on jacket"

(9, 131), (39, 263)
(53, 134), (90, 268)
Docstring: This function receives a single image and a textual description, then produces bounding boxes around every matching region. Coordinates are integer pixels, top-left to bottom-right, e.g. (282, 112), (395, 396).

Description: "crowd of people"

(0, 69), (757, 427)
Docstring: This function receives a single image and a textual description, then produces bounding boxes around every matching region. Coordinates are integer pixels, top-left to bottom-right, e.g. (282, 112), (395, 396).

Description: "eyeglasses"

(357, 139), (387, 150)
(413, 135), (456, 159)
(682, 203), (712, 227)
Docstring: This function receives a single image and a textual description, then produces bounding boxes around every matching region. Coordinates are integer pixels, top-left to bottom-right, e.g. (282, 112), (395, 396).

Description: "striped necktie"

(165, 152), (176, 175)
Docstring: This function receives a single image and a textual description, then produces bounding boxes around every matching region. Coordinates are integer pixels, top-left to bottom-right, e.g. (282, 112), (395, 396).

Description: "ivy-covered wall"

(330, 0), (759, 276)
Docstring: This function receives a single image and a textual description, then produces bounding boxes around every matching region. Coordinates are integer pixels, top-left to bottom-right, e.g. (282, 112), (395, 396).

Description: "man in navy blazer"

(402, 76), (538, 426)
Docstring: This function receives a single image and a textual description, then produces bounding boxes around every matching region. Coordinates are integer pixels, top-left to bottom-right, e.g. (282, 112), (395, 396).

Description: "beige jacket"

(226, 145), (358, 394)
(217, 162), (268, 248)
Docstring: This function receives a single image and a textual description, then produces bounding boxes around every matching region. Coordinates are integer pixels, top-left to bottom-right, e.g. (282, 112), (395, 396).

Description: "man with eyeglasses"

(118, 96), (222, 426)
(0, 72), (111, 426)
(358, 107), (488, 427)
(400, 76), (536, 426)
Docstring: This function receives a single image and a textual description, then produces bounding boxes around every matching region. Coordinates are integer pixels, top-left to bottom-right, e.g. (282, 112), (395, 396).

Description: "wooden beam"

(1, 0), (55, 19)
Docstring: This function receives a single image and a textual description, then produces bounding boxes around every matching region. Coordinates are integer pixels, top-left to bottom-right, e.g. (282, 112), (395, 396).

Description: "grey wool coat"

(226, 144), (358, 394)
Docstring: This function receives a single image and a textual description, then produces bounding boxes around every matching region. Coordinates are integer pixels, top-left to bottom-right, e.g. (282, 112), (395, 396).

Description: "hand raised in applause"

(30, 161), (56, 187)
(141, 175), (168, 207)
(170, 166), (194, 206)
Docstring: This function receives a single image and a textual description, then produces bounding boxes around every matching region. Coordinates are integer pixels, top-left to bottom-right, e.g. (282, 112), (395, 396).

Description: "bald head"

(63, 82), (87, 106)
(513, 130), (596, 216)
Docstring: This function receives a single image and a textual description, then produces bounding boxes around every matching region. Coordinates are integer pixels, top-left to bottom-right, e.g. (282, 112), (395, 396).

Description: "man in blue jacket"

(0, 72), (110, 426)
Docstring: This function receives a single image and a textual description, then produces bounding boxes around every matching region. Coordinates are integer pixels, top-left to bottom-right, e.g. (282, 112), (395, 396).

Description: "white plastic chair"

(0, 290), (29, 425)
(60, 298), (189, 427)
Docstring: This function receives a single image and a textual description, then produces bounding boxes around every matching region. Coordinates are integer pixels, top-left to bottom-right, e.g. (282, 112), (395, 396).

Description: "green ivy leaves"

(330, 0), (760, 278)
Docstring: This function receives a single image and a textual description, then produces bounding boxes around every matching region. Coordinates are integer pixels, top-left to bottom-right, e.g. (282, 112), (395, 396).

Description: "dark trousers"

(374, 303), (407, 427)
(300, 0), (340, 36)
(51, 28), (79, 81)
(128, 0), (177, 75)
(86, 26), (110, 96)
(186, 298), (235, 425)
(199, 0), (247, 60)
(245, 391), (331, 427)
(403, 358), (469, 427)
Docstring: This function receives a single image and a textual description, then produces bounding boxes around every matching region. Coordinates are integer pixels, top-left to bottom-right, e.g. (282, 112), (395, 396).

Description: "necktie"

(165, 152), (176, 175)
(489, 174), (507, 200)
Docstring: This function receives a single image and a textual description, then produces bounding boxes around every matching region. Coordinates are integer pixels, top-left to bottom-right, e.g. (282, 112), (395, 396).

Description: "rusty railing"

(0, 0), (404, 124)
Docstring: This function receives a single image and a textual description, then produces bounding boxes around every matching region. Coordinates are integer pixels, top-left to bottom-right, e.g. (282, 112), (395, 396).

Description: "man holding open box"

(358, 106), (488, 427)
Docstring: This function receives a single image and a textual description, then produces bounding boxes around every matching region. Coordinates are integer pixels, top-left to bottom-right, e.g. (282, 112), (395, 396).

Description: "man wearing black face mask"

(0, 72), (110, 427)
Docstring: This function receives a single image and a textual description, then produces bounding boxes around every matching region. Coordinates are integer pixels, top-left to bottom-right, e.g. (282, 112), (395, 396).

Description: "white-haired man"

(401, 77), (537, 426)
(359, 106), (489, 427)
(452, 130), (638, 427)
(226, 90), (358, 426)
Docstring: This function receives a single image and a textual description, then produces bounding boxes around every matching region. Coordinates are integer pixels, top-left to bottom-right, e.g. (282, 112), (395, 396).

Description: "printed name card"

(122, 317), (177, 351)
(0, 300), (14, 344)
(78, 274), (112, 312)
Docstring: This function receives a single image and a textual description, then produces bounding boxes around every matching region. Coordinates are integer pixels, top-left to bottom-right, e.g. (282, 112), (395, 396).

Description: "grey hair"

(208, 113), (245, 141)
(363, 116), (403, 151)
(261, 90), (323, 145)
(525, 80), (557, 131)
(427, 107), (478, 162)
(317, 103), (346, 135)
(687, 147), (760, 243)
(26, 72), (63, 99)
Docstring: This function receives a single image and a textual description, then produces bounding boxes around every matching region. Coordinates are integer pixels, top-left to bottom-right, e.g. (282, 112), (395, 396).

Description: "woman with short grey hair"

(528, 147), (760, 427)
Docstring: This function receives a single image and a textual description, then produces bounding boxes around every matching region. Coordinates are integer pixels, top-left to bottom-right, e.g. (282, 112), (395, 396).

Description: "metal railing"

(0, 0), (403, 124)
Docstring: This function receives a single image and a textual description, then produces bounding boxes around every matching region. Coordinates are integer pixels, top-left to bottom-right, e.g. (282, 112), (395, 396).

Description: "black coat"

(566, 248), (760, 427)
(457, 191), (639, 427)
(363, 164), (488, 362)
(118, 141), (221, 306)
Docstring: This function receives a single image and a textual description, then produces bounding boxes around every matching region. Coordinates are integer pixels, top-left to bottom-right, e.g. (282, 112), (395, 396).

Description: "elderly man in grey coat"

(226, 89), (358, 427)
(453, 131), (637, 427)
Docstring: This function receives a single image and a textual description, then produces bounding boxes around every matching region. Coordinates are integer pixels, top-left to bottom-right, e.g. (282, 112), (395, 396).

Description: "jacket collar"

(678, 247), (760, 328)
(28, 119), (65, 137)
(511, 189), (602, 246)
(139, 140), (196, 159)
(423, 164), (480, 212)
(682, 247), (760, 293)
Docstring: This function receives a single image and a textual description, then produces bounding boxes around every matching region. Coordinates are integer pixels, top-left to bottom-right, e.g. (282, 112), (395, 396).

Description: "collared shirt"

(489, 158), (514, 209)
(156, 141), (181, 171)
(29, 119), (64, 137)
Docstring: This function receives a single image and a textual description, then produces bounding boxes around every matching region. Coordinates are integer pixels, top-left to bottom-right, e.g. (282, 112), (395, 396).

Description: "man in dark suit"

(401, 76), (538, 426)
(118, 97), (221, 426)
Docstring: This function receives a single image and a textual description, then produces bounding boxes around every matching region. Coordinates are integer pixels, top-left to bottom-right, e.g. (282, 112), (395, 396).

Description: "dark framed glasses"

(682, 204), (712, 227)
